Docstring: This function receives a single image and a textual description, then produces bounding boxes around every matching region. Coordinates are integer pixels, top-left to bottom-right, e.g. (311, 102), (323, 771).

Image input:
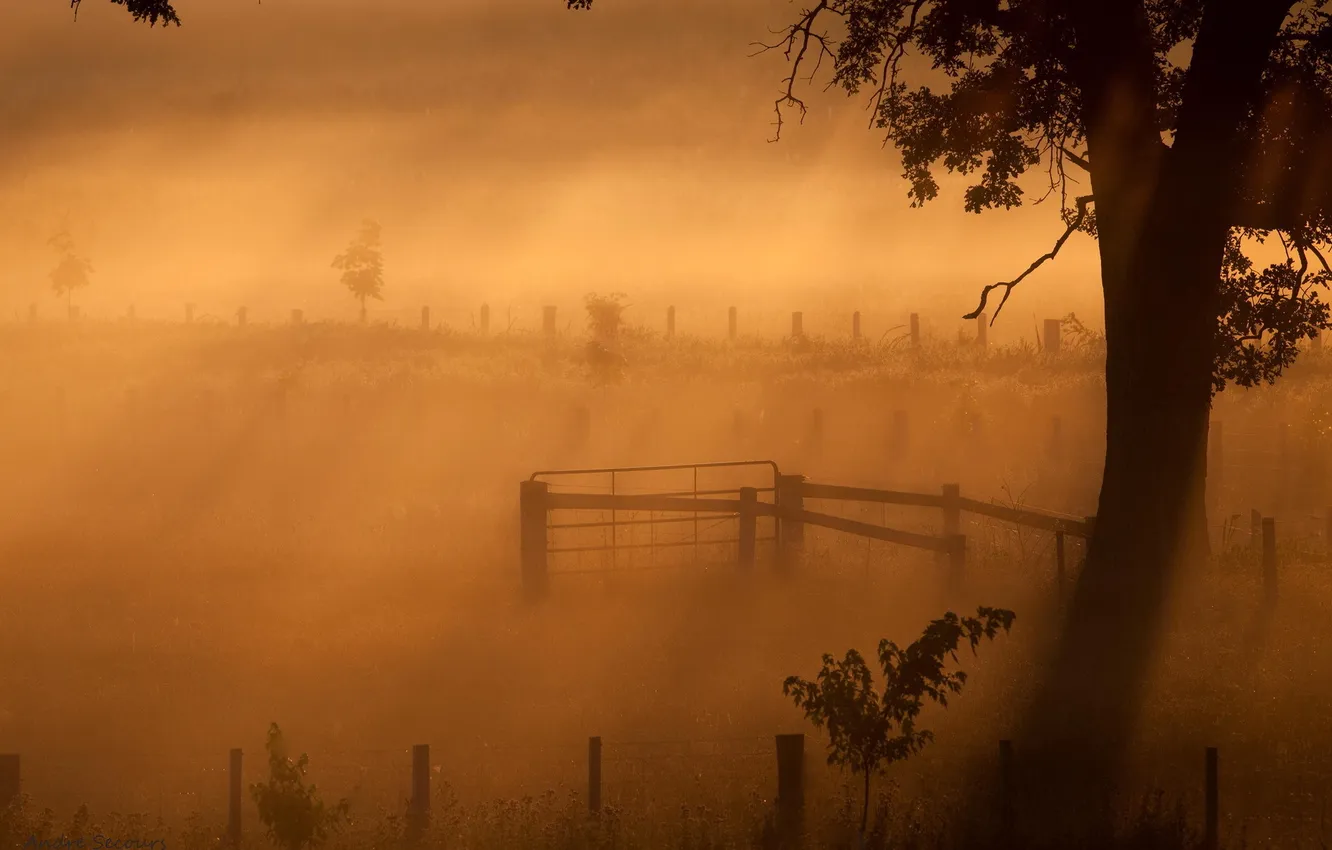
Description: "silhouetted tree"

(250, 723), (350, 850)
(48, 228), (92, 319)
(567, 0), (1332, 790)
(584, 291), (629, 342)
(784, 608), (1014, 846)
(70, 0), (180, 26)
(332, 220), (385, 323)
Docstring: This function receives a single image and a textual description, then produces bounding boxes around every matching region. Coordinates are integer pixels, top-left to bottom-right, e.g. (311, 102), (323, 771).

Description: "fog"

(0, 0), (1102, 336)
(4, 3), (1332, 849)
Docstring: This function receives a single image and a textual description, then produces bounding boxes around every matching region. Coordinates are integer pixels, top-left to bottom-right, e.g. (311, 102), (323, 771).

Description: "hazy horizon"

(0, 0), (1105, 339)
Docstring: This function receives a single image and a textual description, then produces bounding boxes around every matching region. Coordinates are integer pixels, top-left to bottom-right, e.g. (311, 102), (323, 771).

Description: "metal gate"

(529, 460), (781, 574)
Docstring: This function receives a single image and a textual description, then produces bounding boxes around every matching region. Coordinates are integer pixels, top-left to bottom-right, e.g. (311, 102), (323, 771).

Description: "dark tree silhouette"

(567, 0), (1332, 795)
(71, 0), (180, 25)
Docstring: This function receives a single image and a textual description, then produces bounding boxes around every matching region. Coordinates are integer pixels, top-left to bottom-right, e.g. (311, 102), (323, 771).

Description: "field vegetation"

(2, 313), (1332, 848)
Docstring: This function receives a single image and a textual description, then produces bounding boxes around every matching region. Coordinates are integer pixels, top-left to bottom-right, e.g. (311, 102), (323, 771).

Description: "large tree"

(561, 0), (1332, 791)
(70, 0), (180, 25)
(74, 0), (1332, 794)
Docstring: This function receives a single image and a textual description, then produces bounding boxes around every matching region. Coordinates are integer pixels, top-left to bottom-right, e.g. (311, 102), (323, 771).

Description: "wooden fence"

(0, 740), (1227, 849)
(521, 474), (1095, 598)
(22, 302), (1120, 353)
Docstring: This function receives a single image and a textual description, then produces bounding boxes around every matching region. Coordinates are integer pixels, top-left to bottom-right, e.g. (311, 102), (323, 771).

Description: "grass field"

(2, 318), (1332, 848)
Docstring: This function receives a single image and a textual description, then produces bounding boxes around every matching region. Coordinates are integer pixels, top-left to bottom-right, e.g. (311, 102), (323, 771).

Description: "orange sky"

(0, 0), (1104, 331)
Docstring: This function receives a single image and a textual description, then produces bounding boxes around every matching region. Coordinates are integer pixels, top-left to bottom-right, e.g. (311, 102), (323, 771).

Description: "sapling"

(250, 723), (350, 850)
(332, 220), (385, 323)
(783, 606), (1016, 845)
(48, 228), (92, 319)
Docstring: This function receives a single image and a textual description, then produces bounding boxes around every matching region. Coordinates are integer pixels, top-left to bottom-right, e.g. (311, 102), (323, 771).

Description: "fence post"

(738, 487), (758, 570)
(666, 305), (676, 339)
(775, 733), (805, 824)
(852, 311), (861, 340)
(891, 409), (909, 455)
(791, 312), (803, 338)
(185, 303), (195, 324)
(942, 484), (963, 583)
(237, 307), (247, 328)
(942, 484), (961, 538)
(728, 306), (737, 341)
(777, 474), (806, 571)
(0, 754), (18, 808)
(1204, 747), (1219, 850)
(520, 481), (549, 599)
(977, 312), (988, 349)
(228, 748), (242, 846)
(947, 534), (967, 584)
(1262, 517), (1277, 605)
(998, 740), (1014, 848)
(1043, 318), (1061, 355)
(479, 303), (490, 335)
(421, 306), (431, 332)
(1250, 509), (1262, 552)
(909, 313), (921, 348)
(1048, 415), (1063, 461)
(407, 744), (430, 834)
(588, 736), (602, 815)
(806, 408), (824, 451)
(543, 306), (557, 337)
(1055, 530), (1066, 600)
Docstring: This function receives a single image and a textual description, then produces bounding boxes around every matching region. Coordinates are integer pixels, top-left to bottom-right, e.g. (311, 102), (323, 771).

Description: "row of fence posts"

(29, 303), (1090, 351)
(28, 302), (1332, 357)
(0, 741), (1227, 848)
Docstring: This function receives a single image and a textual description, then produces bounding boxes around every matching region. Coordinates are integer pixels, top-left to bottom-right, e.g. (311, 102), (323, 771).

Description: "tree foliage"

(783, 606), (1015, 837)
(71, 0), (180, 26)
(250, 723), (350, 850)
(568, 0), (1332, 395)
(331, 219), (386, 320)
(48, 228), (92, 309)
(584, 291), (629, 341)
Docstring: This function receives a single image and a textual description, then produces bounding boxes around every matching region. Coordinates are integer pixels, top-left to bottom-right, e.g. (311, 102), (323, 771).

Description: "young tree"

(584, 291), (629, 342)
(250, 723), (350, 850)
(566, 0), (1332, 785)
(48, 228), (92, 319)
(331, 219), (385, 323)
(784, 607), (1015, 845)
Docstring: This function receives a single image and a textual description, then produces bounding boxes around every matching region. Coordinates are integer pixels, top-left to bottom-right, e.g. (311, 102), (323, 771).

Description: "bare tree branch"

(1059, 147), (1091, 171)
(964, 195), (1095, 323)
(748, 1), (840, 142)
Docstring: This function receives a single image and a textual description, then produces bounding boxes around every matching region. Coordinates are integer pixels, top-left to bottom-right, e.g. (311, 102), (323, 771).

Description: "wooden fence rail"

(527, 472), (1095, 596)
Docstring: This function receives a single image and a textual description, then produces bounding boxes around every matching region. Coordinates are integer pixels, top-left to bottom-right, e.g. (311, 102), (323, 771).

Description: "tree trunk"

(360, 297), (367, 324)
(860, 766), (871, 846)
(1015, 168), (1228, 827)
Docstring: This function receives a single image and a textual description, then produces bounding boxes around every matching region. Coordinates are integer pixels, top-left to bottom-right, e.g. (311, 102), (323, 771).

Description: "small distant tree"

(331, 220), (385, 323)
(48, 228), (92, 319)
(584, 292), (628, 342)
(783, 607), (1016, 845)
(250, 723), (350, 850)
